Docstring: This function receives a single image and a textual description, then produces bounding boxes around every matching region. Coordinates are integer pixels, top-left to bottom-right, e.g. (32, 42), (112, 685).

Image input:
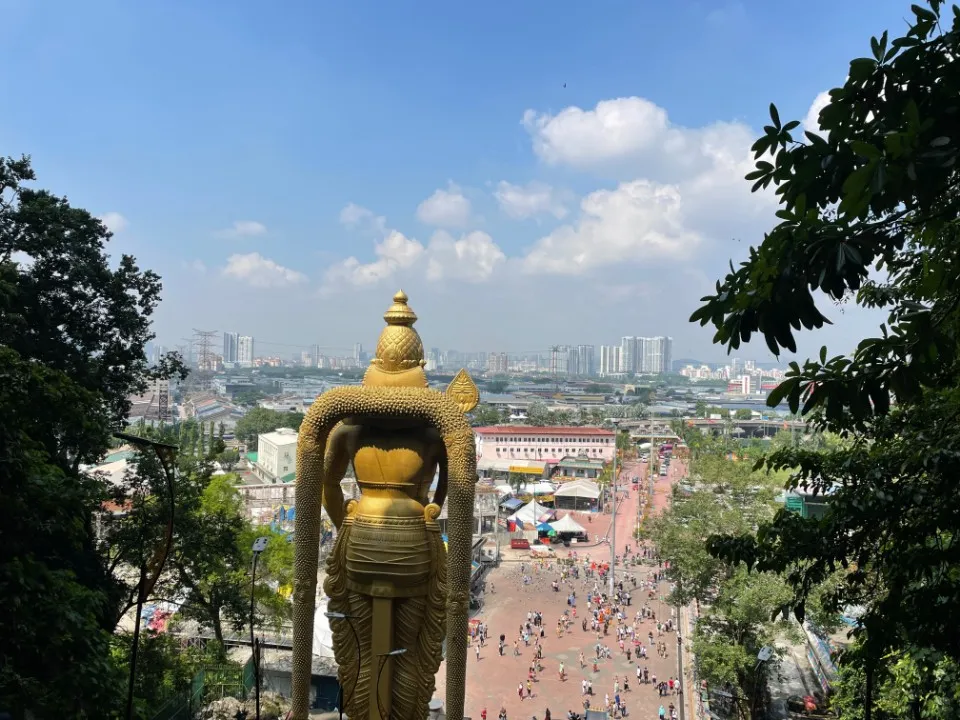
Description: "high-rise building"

(487, 352), (509, 374)
(575, 345), (596, 377)
(151, 344), (167, 365)
(223, 332), (239, 363)
(620, 337), (637, 375)
(237, 336), (255, 367)
(599, 345), (621, 376)
(640, 336), (673, 374)
(550, 345), (570, 377)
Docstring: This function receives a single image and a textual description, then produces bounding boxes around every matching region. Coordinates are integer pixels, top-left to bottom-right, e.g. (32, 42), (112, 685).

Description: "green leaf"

(911, 3), (938, 22)
(769, 103), (781, 129)
(849, 58), (877, 81)
(851, 141), (881, 159)
(930, 136), (951, 147)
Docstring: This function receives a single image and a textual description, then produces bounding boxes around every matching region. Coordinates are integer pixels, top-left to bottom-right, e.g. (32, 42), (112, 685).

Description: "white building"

(620, 337), (637, 374)
(237, 335), (255, 367)
(254, 427), (298, 483)
(474, 426), (615, 466)
(599, 345), (621, 377)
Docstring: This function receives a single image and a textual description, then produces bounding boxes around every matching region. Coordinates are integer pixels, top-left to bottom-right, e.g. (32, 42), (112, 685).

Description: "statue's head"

(362, 290), (429, 389)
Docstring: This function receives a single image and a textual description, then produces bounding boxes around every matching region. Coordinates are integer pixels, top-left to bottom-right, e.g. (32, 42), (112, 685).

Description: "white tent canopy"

(554, 479), (601, 500)
(312, 596), (335, 658)
(520, 480), (556, 496)
(508, 500), (555, 528)
(550, 514), (587, 534)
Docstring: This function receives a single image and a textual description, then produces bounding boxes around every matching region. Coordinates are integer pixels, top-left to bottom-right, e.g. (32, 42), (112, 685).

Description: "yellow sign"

(509, 466), (543, 475)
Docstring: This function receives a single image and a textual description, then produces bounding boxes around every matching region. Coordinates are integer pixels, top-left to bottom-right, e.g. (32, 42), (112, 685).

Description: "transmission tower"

(191, 329), (218, 392)
(192, 329), (218, 371)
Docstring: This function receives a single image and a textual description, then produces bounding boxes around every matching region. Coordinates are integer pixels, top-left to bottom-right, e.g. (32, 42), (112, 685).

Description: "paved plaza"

(435, 458), (688, 720)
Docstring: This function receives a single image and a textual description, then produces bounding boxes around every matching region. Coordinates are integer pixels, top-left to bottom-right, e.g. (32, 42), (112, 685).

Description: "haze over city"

(1, 0), (900, 362)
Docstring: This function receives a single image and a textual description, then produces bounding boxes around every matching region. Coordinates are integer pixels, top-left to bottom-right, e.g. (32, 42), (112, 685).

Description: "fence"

(149, 656), (255, 720)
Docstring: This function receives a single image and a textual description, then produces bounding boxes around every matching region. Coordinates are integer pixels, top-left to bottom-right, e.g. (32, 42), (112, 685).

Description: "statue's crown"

(363, 290), (428, 387)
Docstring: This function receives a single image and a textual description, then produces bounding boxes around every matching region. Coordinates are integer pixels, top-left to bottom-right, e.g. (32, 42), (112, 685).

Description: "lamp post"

(609, 419), (620, 596)
(376, 648), (408, 720)
(250, 536), (270, 720)
(751, 646), (774, 719)
(114, 432), (179, 720)
(325, 612), (362, 720)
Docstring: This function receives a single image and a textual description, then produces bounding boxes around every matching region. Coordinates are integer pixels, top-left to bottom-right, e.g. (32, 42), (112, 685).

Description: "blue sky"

(1, 0), (909, 362)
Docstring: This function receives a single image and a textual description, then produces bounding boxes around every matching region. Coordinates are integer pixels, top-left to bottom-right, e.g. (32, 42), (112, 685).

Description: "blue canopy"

(536, 522), (553, 532)
(501, 498), (524, 511)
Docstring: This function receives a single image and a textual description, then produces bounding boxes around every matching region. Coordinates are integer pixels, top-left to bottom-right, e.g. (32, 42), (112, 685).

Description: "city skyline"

(162, 330), (784, 374)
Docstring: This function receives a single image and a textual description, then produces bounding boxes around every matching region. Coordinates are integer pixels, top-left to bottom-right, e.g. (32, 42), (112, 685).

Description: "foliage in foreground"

(691, 2), (960, 715)
(647, 442), (803, 709)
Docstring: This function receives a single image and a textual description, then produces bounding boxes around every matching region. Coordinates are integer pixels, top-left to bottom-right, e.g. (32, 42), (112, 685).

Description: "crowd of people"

(474, 545), (685, 720)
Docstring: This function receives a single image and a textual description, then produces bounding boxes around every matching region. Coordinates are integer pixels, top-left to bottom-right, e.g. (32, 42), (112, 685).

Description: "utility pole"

(609, 419), (620, 596)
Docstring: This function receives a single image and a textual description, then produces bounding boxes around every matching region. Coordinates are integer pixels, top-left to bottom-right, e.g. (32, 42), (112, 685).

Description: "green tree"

(485, 378), (509, 394)
(217, 447), (241, 472)
(525, 400), (554, 426)
(691, 4), (960, 713)
(470, 403), (505, 426)
(170, 474), (253, 644)
(234, 407), (303, 450)
(0, 155), (185, 717)
(695, 399), (708, 418)
(734, 408), (753, 420)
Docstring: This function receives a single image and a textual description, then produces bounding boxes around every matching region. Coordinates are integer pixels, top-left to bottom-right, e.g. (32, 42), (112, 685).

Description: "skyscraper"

(640, 336), (673, 374)
(620, 336), (637, 374)
(599, 345), (621, 376)
(575, 345), (596, 377)
(223, 332), (239, 363)
(237, 336), (255, 366)
(550, 345), (570, 377)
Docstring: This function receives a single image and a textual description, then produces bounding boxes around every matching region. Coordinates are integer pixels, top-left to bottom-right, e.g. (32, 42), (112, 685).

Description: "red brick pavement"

(434, 459), (688, 720)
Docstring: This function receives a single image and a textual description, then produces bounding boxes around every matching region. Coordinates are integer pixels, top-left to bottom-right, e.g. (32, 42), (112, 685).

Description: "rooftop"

(474, 425), (614, 436)
(259, 427), (299, 444)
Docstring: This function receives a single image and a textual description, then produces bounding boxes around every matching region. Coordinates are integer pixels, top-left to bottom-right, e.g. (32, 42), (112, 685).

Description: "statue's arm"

(321, 423), (350, 529)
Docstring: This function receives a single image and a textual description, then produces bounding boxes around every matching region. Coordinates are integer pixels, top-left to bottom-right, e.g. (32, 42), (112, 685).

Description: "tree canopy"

(689, 3), (960, 715)
(233, 407), (304, 449)
(0, 155), (183, 717)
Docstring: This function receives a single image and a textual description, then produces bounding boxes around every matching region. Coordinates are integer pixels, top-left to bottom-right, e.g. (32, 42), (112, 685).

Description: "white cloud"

(425, 231), (506, 283)
(183, 259), (207, 274)
(803, 91), (831, 135)
(416, 183), (472, 227)
(494, 181), (568, 220)
(517, 96), (779, 273)
(522, 180), (701, 274)
(216, 220), (267, 238)
(99, 212), (128, 234)
(222, 252), (306, 288)
(325, 230), (425, 287)
(339, 202), (387, 233)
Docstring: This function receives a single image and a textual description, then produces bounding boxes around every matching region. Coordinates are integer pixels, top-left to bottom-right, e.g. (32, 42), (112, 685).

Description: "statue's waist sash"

(344, 513), (435, 598)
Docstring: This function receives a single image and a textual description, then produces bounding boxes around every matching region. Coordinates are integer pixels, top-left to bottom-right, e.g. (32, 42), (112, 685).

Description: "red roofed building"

(473, 425), (615, 465)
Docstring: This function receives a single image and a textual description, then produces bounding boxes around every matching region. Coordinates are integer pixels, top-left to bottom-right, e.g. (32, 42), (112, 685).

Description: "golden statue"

(290, 291), (479, 720)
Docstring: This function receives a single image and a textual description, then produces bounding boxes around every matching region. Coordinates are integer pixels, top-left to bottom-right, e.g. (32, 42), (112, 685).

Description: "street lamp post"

(751, 646), (774, 719)
(609, 419), (620, 596)
(250, 536), (270, 720)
